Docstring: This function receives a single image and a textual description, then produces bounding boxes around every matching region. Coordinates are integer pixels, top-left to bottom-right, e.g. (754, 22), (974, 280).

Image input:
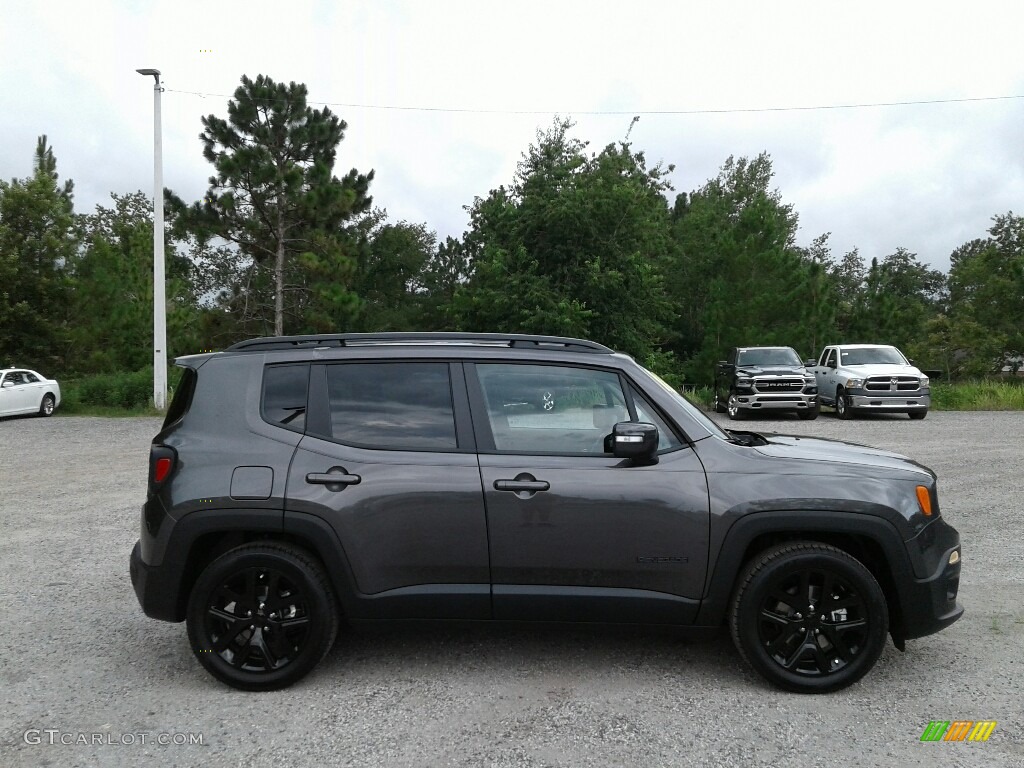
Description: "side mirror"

(804, 359), (817, 367)
(908, 358), (915, 365)
(611, 422), (659, 464)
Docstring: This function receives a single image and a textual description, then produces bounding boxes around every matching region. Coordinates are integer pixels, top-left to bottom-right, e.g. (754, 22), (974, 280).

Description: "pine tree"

(167, 74), (373, 336)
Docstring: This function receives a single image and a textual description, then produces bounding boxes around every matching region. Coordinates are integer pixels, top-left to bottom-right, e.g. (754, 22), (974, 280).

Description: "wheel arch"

(146, 510), (358, 623)
(698, 512), (912, 645)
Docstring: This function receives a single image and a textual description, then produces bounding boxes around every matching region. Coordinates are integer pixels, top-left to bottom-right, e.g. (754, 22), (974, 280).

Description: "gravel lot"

(1, 411), (1022, 767)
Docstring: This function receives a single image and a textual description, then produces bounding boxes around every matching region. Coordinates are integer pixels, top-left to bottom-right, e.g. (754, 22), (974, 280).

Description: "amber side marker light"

(916, 485), (933, 516)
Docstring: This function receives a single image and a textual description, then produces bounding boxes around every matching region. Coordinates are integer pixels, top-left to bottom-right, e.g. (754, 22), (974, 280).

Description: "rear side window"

(262, 365), (309, 431)
(163, 368), (197, 428)
(325, 362), (456, 450)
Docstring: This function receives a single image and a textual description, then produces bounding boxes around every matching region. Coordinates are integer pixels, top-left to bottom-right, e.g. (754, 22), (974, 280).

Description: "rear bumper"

(130, 539), (181, 622)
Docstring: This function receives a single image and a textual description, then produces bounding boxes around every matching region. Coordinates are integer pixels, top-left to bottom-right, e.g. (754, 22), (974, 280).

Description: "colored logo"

(920, 721), (997, 742)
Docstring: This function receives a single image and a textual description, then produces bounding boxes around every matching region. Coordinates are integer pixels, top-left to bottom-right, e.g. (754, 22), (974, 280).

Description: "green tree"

(454, 119), (675, 362)
(419, 235), (471, 329)
(167, 74), (373, 337)
(670, 153), (824, 382)
(352, 210), (437, 331)
(70, 192), (200, 372)
(848, 248), (945, 350)
(0, 136), (77, 370)
(946, 212), (1024, 371)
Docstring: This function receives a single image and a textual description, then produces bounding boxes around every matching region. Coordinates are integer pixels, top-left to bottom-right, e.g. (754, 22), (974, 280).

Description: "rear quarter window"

(163, 367), (197, 428)
(261, 364), (310, 432)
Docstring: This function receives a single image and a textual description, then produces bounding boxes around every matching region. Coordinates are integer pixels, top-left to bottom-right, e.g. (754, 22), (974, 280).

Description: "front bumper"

(733, 393), (817, 411)
(849, 393), (930, 411)
(899, 523), (963, 640)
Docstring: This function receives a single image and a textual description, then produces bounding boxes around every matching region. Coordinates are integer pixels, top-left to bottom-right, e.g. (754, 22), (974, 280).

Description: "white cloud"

(2, 0), (1022, 272)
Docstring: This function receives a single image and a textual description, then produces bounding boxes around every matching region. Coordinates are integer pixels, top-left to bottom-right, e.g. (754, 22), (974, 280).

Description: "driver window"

(825, 350), (837, 368)
(476, 364), (627, 454)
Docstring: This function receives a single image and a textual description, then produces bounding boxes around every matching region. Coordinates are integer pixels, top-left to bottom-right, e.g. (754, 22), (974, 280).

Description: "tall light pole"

(137, 68), (167, 410)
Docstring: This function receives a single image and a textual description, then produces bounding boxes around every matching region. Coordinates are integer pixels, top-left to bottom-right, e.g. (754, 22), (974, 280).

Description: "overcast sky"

(3, 0), (1022, 272)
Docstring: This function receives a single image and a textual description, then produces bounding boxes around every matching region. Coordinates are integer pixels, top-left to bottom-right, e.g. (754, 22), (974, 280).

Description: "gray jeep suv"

(130, 333), (963, 693)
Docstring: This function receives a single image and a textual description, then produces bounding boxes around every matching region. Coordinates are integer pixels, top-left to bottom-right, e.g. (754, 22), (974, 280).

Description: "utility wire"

(163, 88), (1024, 115)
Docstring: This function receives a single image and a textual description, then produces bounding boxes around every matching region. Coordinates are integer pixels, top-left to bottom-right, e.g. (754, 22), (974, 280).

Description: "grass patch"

(683, 386), (715, 410)
(930, 380), (1024, 411)
(58, 369), (167, 416)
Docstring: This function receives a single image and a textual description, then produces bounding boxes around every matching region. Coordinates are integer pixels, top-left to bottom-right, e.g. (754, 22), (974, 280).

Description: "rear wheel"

(186, 543), (339, 691)
(909, 411), (927, 420)
(38, 394), (55, 417)
(730, 542), (888, 693)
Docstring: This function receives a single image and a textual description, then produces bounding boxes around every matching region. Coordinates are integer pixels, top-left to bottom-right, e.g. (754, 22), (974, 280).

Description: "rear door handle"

(306, 470), (361, 488)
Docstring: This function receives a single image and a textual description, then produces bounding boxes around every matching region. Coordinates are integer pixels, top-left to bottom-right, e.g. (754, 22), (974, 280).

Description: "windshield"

(840, 347), (908, 366)
(638, 367), (732, 441)
(736, 347), (802, 367)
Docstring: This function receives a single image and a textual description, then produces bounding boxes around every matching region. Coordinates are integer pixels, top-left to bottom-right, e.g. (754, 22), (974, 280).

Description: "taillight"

(149, 445), (177, 490)
(154, 457), (172, 483)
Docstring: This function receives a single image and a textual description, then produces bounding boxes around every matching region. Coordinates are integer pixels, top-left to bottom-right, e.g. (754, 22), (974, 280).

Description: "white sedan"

(0, 368), (61, 417)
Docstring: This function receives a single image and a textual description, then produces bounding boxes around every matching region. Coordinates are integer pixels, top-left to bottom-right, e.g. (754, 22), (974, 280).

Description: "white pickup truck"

(812, 344), (930, 420)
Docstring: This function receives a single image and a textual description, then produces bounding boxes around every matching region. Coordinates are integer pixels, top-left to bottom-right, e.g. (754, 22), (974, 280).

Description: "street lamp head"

(136, 68), (161, 82)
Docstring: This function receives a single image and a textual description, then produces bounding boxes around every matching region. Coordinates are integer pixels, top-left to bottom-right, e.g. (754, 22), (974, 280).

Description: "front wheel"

(727, 394), (745, 420)
(909, 411), (927, 420)
(798, 399), (820, 420)
(729, 542), (889, 693)
(186, 543), (339, 691)
(835, 388), (854, 420)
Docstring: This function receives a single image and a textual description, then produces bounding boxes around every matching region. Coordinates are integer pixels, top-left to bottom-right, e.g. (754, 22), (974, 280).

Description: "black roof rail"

(225, 332), (613, 354)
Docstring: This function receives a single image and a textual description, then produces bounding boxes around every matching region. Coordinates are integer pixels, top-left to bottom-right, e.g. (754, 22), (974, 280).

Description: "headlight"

(846, 378), (864, 389)
(920, 376), (929, 387)
(736, 376), (751, 386)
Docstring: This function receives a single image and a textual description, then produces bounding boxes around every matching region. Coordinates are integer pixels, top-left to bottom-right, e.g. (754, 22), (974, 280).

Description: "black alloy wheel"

(730, 542), (888, 693)
(186, 543), (338, 691)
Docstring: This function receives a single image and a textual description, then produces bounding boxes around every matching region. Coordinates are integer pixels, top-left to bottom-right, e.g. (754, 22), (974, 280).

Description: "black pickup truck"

(714, 346), (819, 420)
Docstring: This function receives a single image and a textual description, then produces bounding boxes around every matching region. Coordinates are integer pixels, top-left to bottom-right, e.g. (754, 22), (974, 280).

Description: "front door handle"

(494, 473), (550, 499)
(494, 479), (550, 492)
(306, 469), (361, 490)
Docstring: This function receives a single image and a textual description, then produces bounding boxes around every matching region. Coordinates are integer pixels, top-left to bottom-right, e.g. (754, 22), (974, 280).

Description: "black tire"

(714, 392), (727, 414)
(798, 399), (820, 420)
(835, 388), (854, 420)
(909, 411), (927, 420)
(729, 541), (888, 693)
(186, 542), (339, 691)
(39, 394), (55, 417)
(727, 393), (745, 420)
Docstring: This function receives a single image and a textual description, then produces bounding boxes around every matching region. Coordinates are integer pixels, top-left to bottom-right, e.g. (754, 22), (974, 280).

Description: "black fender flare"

(695, 511), (915, 632)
